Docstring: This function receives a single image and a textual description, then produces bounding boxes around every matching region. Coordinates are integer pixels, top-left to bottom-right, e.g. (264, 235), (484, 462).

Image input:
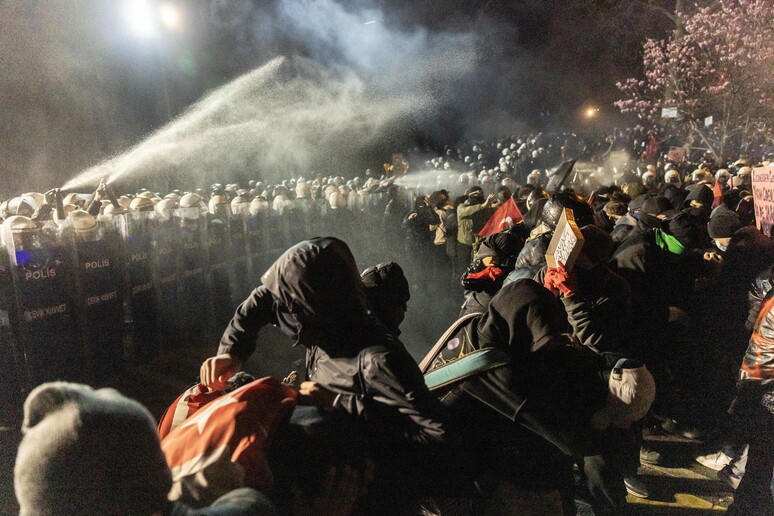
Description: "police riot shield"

(120, 211), (161, 363)
(228, 212), (251, 300)
(155, 216), (182, 352)
(179, 217), (213, 346)
(207, 216), (234, 330)
(3, 221), (81, 387)
(271, 209), (292, 256)
(247, 199), (271, 284)
(68, 222), (126, 381)
(246, 214), (265, 285)
(0, 244), (23, 409)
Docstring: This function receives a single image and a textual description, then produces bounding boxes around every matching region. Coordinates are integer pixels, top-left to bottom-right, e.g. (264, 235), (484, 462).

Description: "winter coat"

(456, 200), (488, 245)
(472, 279), (607, 454)
(741, 291), (774, 382)
(218, 237), (449, 446)
(610, 213), (636, 245)
(535, 265), (633, 354)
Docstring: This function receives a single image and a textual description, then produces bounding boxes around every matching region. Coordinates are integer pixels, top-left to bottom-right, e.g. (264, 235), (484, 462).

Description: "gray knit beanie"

(14, 382), (172, 516)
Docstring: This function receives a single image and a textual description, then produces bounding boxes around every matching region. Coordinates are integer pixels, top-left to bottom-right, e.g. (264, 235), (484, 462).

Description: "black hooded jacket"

(218, 237), (448, 446)
(467, 280), (606, 455)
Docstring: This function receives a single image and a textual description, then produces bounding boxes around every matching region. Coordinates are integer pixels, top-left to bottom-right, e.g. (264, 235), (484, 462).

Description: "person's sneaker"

(696, 451), (733, 471)
(717, 465), (742, 489)
(624, 476), (650, 499)
(639, 446), (663, 466)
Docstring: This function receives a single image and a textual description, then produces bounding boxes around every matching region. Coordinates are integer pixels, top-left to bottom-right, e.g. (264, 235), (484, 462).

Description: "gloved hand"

(543, 262), (578, 297)
(465, 265), (503, 282)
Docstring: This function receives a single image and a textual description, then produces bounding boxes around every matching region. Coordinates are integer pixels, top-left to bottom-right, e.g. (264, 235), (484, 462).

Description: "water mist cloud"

(63, 0), (492, 191)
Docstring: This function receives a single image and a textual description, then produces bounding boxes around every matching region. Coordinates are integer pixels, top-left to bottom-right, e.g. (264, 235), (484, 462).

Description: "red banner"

(477, 197), (523, 237)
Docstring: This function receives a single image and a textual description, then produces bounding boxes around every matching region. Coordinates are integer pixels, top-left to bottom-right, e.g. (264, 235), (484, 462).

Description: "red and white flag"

(477, 197), (523, 237)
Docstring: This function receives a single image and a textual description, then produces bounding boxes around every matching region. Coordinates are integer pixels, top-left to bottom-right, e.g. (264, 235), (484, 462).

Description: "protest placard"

(545, 208), (584, 271)
(752, 164), (774, 237)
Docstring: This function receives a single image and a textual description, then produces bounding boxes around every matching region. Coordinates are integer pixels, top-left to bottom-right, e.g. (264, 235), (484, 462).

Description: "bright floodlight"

(126, 0), (158, 39)
(159, 3), (181, 30)
(586, 108), (598, 117)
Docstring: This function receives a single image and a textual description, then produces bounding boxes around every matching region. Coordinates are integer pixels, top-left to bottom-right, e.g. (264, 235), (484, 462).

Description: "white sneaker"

(696, 451), (732, 471)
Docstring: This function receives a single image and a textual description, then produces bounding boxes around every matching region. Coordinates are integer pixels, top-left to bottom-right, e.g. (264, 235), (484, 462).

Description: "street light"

(159, 3), (181, 30)
(124, 0), (183, 118)
(125, 0), (158, 39)
(125, 1), (182, 37)
(586, 107), (599, 118)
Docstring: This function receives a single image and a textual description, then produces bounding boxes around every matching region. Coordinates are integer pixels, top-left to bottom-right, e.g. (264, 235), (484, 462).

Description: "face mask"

(715, 241), (728, 252)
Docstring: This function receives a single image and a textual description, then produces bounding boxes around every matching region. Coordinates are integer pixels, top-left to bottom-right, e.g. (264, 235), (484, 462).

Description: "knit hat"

(682, 184), (714, 209)
(15, 382), (172, 516)
(640, 196), (673, 216)
(628, 193), (650, 216)
(591, 359), (656, 430)
(361, 262), (411, 307)
(708, 211), (742, 239)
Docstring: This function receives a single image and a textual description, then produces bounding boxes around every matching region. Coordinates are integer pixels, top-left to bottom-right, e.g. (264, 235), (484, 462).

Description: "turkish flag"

(477, 197), (523, 237)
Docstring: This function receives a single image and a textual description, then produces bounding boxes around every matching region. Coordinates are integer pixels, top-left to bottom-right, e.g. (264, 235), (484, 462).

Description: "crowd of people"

(4, 129), (774, 515)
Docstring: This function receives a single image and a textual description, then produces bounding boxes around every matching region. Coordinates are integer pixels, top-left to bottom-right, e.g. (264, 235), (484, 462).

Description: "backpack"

(161, 377), (297, 506)
(157, 372), (257, 439)
(419, 312), (510, 392)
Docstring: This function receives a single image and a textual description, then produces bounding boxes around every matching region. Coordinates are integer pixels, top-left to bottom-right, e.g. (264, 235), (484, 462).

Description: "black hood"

(261, 237), (369, 330)
(477, 232), (524, 269)
(477, 279), (566, 355)
(682, 184), (714, 209)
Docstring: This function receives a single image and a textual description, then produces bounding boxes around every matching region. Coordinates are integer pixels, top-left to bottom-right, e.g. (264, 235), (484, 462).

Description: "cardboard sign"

(752, 164), (774, 237)
(545, 208), (584, 271)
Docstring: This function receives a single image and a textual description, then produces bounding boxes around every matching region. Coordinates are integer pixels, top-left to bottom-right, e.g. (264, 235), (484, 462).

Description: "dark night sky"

(0, 0), (676, 194)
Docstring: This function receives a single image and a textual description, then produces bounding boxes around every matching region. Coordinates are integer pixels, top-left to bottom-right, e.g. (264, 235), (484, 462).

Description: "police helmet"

(130, 197), (155, 212)
(155, 198), (178, 221)
(540, 191), (594, 229)
(103, 204), (130, 217)
(68, 209), (98, 233)
(7, 196), (36, 217)
(208, 195), (230, 216)
(231, 195), (250, 215)
(248, 197), (269, 216)
(5, 215), (37, 234)
(23, 192), (44, 208)
(664, 170), (680, 184)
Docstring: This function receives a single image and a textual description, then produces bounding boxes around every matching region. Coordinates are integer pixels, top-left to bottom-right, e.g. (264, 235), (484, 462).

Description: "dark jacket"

(471, 280), (606, 454)
(610, 228), (702, 333)
(218, 237), (448, 446)
(536, 265), (633, 354)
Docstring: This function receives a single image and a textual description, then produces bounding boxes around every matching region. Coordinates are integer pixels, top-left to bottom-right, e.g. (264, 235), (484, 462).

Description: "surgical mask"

(715, 240), (728, 252)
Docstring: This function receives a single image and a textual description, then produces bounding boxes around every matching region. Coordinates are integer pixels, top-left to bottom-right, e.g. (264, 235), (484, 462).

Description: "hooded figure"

(681, 184), (714, 220)
(361, 261), (411, 336)
(459, 232), (524, 316)
(204, 237), (448, 447)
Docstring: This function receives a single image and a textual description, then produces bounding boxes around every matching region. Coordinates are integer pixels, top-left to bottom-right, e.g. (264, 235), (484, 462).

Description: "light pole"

(124, 0), (182, 119)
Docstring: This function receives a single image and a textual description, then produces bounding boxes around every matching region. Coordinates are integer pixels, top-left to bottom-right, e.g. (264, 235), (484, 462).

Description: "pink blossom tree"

(615, 0), (774, 161)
